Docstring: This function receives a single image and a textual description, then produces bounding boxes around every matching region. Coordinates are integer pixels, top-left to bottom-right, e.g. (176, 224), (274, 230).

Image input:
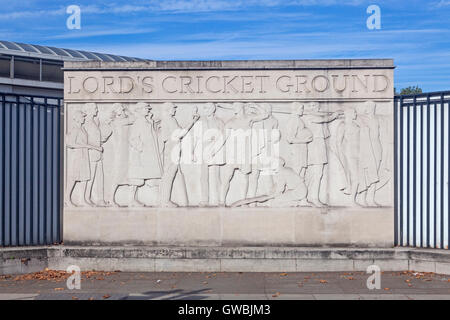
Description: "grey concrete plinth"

(64, 208), (394, 247)
(1, 246), (450, 275)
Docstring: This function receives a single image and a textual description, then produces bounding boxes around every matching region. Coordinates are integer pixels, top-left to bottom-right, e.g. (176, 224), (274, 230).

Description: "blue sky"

(1, 0), (450, 91)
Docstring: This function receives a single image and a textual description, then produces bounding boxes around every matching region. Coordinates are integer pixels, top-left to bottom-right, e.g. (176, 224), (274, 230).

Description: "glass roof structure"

(0, 40), (145, 62)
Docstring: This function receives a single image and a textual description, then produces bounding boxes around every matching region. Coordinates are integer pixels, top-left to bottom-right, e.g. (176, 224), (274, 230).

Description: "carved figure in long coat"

(66, 110), (102, 207)
(128, 102), (163, 206)
(101, 103), (134, 207)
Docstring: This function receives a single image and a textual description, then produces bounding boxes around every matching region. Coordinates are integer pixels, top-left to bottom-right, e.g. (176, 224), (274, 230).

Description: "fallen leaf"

(272, 292), (280, 297)
(319, 280), (328, 284)
(10, 269), (116, 282)
(280, 273), (288, 277)
(384, 288), (390, 291)
(102, 294), (111, 299)
(54, 288), (64, 291)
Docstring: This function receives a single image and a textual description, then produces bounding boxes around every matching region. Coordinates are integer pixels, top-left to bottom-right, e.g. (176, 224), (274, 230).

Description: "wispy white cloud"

(47, 27), (157, 39)
(70, 36), (415, 60)
(0, 8), (64, 19)
(1, 0), (449, 91)
(108, 0), (369, 13)
(434, 0), (450, 7)
(0, 0), (371, 20)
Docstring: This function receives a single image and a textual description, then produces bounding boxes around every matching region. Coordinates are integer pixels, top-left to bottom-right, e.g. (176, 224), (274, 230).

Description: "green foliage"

(395, 86), (423, 95)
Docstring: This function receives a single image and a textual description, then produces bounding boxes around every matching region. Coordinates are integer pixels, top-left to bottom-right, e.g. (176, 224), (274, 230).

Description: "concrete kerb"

(1, 246), (449, 275)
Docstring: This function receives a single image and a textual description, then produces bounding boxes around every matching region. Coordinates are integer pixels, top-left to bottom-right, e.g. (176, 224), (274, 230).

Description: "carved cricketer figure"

(302, 102), (340, 207)
(217, 102), (269, 206)
(158, 102), (199, 207)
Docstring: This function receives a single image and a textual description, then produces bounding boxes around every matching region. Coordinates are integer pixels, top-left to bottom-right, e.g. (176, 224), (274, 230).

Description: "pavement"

(0, 271), (449, 300)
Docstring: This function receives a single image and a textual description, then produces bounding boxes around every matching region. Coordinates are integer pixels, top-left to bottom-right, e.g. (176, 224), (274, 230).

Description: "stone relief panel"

(64, 100), (393, 209)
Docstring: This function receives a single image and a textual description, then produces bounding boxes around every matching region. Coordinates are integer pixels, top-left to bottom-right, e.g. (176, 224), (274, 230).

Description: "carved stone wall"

(63, 60), (395, 247)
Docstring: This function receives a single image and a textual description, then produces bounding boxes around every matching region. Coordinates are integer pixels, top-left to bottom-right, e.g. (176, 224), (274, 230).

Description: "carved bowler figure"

(218, 102), (269, 206)
(128, 102), (163, 207)
(159, 102), (199, 208)
(65, 110), (102, 207)
(302, 102), (340, 207)
(81, 102), (106, 207)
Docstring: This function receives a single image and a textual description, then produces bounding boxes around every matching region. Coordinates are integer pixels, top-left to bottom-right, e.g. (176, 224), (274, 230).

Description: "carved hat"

(81, 102), (98, 116)
(131, 102), (151, 113)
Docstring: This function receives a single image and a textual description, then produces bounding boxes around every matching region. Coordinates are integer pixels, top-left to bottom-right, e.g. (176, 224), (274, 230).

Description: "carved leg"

(84, 161), (97, 206)
(94, 160), (107, 207)
(366, 183), (380, 207)
(112, 184), (122, 207)
(209, 165), (221, 206)
(219, 166), (236, 206)
(199, 164), (209, 207)
(130, 185), (145, 207)
(103, 173), (116, 207)
(65, 178), (78, 207)
(176, 169), (189, 207)
(78, 181), (90, 207)
(351, 182), (360, 206)
(247, 170), (260, 200)
(306, 164), (325, 207)
(355, 189), (369, 207)
(240, 173), (250, 204)
(160, 164), (179, 207)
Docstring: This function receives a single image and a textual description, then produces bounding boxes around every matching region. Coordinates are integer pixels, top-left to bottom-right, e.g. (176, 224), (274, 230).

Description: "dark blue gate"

(395, 91), (450, 249)
(0, 92), (63, 246)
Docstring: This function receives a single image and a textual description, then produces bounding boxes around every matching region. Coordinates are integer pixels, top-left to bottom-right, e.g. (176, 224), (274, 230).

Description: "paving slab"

(0, 271), (449, 300)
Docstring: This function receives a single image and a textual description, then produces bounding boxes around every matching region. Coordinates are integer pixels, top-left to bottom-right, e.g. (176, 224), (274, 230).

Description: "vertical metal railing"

(0, 92), (62, 246)
(395, 91), (450, 249)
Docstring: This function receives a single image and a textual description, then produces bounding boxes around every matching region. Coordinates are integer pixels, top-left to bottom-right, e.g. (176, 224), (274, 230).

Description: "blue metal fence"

(0, 92), (62, 246)
(1, 90), (449, 249)
(395, 91), (450, 249)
